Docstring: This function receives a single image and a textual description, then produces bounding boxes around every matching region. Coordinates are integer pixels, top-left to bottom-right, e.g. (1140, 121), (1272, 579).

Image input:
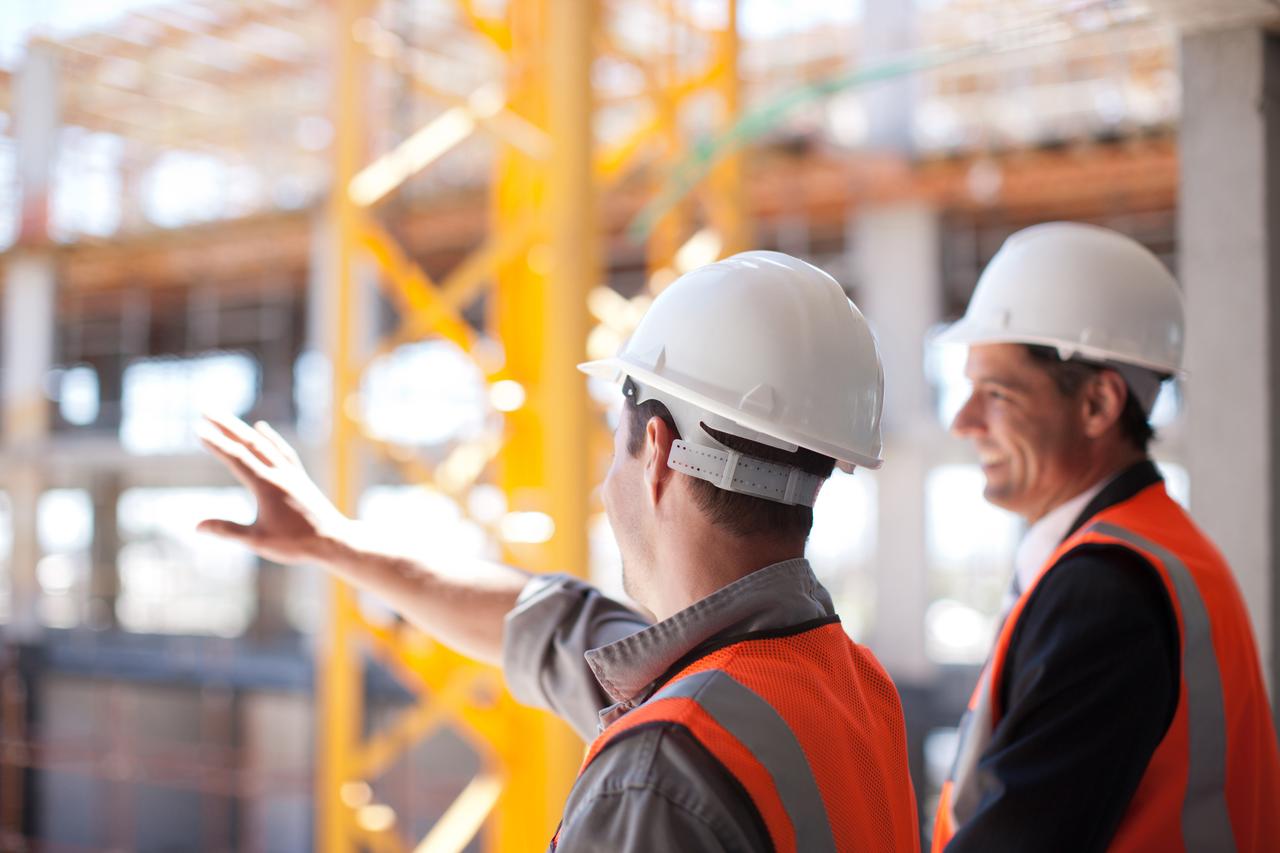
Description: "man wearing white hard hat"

(931, 223), (1280, 852)
(197, 251), (920, 851)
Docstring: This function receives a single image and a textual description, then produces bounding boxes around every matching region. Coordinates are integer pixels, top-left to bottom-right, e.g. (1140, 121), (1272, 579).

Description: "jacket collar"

(585, 558), (835, 728)
(1064, 459), (1164, 541)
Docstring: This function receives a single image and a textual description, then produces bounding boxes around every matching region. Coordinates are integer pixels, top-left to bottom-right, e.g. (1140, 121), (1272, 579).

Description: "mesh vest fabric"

(934, 483), (1280, 852)
(556, 621), (920, 853)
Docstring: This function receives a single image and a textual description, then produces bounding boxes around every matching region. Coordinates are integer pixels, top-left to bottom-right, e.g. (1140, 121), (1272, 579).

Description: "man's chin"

(982, 483), (1017, 512)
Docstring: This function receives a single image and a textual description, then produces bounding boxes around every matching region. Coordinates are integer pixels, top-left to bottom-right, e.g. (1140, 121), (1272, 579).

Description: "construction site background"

(0, 0), (1276, 850)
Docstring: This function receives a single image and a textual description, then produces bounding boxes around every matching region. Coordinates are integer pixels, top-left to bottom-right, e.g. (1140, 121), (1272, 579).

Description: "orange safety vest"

(934, 482), (1280, 852)
(552, 620), (920, 852)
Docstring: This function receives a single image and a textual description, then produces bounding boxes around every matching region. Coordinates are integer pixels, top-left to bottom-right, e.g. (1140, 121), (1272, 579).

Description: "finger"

(254, 420), (301, 466)
(196, 518), (256, 543)
(198, 435), (259, 493)
(202, 411), (280, 467)
(197, 424), (272, 490)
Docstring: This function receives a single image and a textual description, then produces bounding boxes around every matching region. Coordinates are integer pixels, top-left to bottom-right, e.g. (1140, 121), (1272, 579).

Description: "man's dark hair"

(1024, 345), (1156, 453)
(622, 378), (835, 540)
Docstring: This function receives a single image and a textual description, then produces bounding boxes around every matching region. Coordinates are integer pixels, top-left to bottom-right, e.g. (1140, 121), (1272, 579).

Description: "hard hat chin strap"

(628, 378), (825, 507)
(668, 440), (824, 507)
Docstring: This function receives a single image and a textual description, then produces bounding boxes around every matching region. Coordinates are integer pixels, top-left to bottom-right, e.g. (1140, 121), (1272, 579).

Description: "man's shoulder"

(562, 721), (769, 849)
(1041, 540), (1170, 607)
(576, 721), (738, 800)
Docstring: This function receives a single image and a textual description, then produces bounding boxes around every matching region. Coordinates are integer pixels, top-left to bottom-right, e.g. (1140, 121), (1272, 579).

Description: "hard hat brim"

(578, 357), (884, 470)
(930, 319), (1184, 377)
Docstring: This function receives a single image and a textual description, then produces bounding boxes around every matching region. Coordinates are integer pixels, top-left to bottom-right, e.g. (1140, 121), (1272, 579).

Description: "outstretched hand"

(196, 413), (350, 566)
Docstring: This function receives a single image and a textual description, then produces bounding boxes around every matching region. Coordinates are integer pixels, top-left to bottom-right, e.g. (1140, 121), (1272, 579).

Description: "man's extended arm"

(197, 411), (545, 666)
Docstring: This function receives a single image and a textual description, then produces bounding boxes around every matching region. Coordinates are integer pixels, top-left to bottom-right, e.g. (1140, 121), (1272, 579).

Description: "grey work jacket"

(502, 558), (837, 851)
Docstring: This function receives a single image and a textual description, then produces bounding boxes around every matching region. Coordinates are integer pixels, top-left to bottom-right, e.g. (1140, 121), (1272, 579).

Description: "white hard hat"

(580, 251), (884, 505)
(933, 222), (1184, 376)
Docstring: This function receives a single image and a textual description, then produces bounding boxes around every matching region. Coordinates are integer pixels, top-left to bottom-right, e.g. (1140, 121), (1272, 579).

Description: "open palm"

(196, 412), (350, 566)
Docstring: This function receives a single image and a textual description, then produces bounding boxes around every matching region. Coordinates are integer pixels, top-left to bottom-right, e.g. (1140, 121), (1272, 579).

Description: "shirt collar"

(585, 558), (834, 719)
(1012, 477), (1112, 595)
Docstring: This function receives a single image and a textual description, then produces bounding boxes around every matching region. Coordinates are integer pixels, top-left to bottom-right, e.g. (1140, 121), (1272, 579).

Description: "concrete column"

(4, 466), (43, 639)
(1179, 27), (1280, 716)
(14, 42), (60, 243)
(3, 41), (61, 640)
(861, 0), (917, 152)
(86, 472), (122, 630)
(301, 210), (338, 447)
(250, 557), (292, 642)
(853, 203), (943, 682)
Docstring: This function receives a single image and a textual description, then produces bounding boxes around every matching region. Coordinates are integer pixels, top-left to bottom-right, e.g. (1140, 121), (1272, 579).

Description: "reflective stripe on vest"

(933, 483), (1280, 852)
(649, 669), (837, 852)
(1091, 522), (1235, 849)
(557, 621), (920, 853)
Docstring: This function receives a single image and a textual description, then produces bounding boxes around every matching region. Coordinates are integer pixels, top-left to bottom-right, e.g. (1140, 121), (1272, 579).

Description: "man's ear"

(644, 415), (676, 504)
(1082, 369), (1128, 439)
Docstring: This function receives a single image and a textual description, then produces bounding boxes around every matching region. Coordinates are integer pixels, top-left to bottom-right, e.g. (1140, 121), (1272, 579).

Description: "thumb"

(196, 518), (256, 543)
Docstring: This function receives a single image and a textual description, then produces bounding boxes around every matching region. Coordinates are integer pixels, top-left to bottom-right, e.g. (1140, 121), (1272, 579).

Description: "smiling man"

(197, 251), (920, 851)
(931, 223), (1280, 852)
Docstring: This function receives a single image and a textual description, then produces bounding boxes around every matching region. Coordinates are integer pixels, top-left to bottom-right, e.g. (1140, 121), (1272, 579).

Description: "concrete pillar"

(853, 202), (943, 682)
(250, 558), (293, 642)
(86, 472), (122, 630)
(860, 0), (917, 152)
(14, 42), (60, 243)
(300, 210), (338, 446)
(1179, 27), (1280, 717)
(4, 466), (43, 639)
(3, 41), (61, 640)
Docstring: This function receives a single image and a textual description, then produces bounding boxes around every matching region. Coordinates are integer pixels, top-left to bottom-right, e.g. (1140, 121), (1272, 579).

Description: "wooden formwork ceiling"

(0, 0), (1266, 283)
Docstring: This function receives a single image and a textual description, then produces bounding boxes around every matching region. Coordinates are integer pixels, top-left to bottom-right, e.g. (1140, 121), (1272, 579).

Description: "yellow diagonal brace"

(590, 62), (719, 186)
(350, 106), (480, 206)
(414, 773), (505, 853)
(437, 215), (538, 312)
(596, 113), (659, 183)
(404, 72), (549, 159)
(358, 217), (477, 351)
(669, 63), (721, 103)
(353, 689), (451, 780)
(456, 0), (512, 52)
(356, 214), (536, 375)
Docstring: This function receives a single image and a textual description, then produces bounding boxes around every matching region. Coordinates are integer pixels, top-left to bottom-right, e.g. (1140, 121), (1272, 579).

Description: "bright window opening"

(925, 464), (1021, 664)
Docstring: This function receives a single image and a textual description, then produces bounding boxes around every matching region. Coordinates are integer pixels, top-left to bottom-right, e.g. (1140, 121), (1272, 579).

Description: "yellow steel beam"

(349, 105), (485, 207)
(356, 216), (477, 350)
(648, 0), (690, 275)
(321, 0), (365, 850)
(352, 679), (465, 780)
(596, 112), (660, 183)
(320, 1), (741, 850)
(400, 70), (550, 159)
(455, 0), (512, 53)
(709, 0), (748, 255)
(485, 0), (596, 846)
(356, 214), (535, 375)
(437, 215), (537, 312)
(348, 14), (547, 160)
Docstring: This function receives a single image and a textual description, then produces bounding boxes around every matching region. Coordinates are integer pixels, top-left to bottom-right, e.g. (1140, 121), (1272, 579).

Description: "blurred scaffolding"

(0, 0), (1232, 849)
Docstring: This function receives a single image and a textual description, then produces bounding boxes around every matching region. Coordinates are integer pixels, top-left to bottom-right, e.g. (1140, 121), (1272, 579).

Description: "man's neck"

(645, 524), (805, 622)
(1025, 449), (1147, 525)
